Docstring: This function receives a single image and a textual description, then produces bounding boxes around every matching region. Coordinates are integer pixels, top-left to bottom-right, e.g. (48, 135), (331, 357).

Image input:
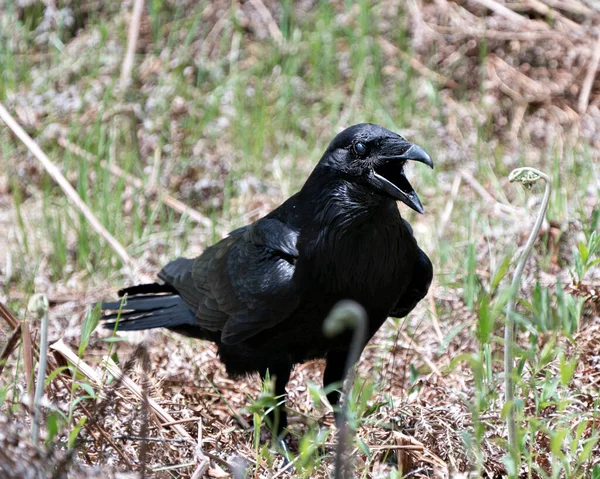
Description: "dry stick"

(0, 103), (141, 278)
(190, 419), (209, 479)
(399, 330), (445, 381)
(428, 291), (444, 345)
(138, 346), (151, 479)
(51, 348), (150, 477)
(578, 35), (600, 114)
(377, 37), (458, 90)
(437, 173), (462, 239)
(526, 0), (582, 31)
(149, 147), (161, 191)
(50, 339), (195, 443)
(0, 324), (21, 376)
(56, 136), (211, 227)
(0, 300), (20, 330)
(76, 400), (135, 467)
(248, 0), (284, 45)
(113, 435), (186, 443)
(369, 444), (424, 451)
(472, 0), (547, 28)
(504, 167), (551, 468)
(199, 9), (228, 60)
(120, 0), (145, 90)
(460, 169), (520, 217)
(544, 0), (593, 16)
(509, 103), (528, 143)
(488, 55), (552, 103)
(21, 318), (34, 404)
(0, 303), (134, 467)
(161, 417), (203, 426)
(271, 455), (301, 479)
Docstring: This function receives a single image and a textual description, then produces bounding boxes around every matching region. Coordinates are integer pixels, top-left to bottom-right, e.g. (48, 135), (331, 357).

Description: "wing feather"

(160, 218), (301, 343)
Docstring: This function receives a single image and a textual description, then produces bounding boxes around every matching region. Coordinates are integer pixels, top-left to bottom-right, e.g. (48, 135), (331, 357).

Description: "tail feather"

(104, 309), (189, 331)
(98, 287), (196, 332)
(118, 282), (176, 297)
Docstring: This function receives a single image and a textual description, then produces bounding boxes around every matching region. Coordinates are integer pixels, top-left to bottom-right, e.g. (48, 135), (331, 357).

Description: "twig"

(56, 136), (211, 227)
(543, 0), (593, 16)
(0, 300), (20, 330)
(199, 8), (228, 61)
(471, 0), (547, 29)
(113, 435), (186, 443)
(488, 55), (553, 103)
(509, 103), (528, 143)
(504, 167), (551, 468)
(437, 173), (462, 239)
(0, 324), (21, 376)
(271, 455), (299, 478)
(526, 0), (582, 31)
(161, 417), (203, 426)
(377, 37), (458, 90)
(428, 24), (562, 41)
(460, 169), (520, 217)
(139, 346), (151, 479)
(0, 102), (142, 278)
(0, 302), (135, 467)
(76, 400), (135, 467)
(191, 418), (209, 479)
(120, 0), (145, 90)
(50, 339), (195, 443)
(369, 444), (425, 451)
(248, 0), (284, 45)
(399, 331), (445, 381)
(29, 294), (50, 444)
(151, 462), (196, 472)
(22, 318), (34, 404)
(578, 35), (600, 114)
(428, 291), (444, 345)
(149, 147), (161, 191)
(196, 369), (251, 430)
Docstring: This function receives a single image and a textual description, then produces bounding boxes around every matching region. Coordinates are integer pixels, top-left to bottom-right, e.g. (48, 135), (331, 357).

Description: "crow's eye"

(354, 142), (367, 156)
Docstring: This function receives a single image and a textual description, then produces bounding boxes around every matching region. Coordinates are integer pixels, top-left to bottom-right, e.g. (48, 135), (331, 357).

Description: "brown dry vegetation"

(1, 0), (600, 478)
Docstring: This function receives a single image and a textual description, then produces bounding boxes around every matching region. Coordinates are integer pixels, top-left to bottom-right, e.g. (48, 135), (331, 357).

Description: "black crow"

(99, 123), (433, 435)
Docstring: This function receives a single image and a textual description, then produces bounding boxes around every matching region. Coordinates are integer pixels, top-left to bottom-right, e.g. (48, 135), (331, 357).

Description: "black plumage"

(99, 123), (433, 434)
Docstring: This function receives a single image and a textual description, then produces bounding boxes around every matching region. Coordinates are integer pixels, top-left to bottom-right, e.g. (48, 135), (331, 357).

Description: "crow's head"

(321, 123), (433, 214)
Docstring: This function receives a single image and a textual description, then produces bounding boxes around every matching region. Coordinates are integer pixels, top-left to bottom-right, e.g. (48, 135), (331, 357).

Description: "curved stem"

(504, 168), (551, 467)
(323, 300), (368, 479)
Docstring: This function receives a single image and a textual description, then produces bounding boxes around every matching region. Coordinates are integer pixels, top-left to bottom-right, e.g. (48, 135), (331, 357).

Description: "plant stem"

(504, 167), (551, 468)
(323, 300), (368, 479)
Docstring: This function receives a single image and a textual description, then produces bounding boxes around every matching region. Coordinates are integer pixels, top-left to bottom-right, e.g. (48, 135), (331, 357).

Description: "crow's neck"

(299, 178), (413, 306)
(309, 179), (400, 231)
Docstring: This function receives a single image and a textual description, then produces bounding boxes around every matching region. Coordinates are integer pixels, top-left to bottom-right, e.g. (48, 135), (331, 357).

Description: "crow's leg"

(323, 351), (350, 427)
(260, 362), (291, 436)
(260, 363), (292, 461)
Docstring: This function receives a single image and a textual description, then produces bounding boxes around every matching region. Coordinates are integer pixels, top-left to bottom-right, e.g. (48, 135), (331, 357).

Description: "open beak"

(370, 142), (433, 214)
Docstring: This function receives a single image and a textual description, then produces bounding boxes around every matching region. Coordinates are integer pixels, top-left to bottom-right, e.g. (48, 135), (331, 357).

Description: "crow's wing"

(159, 218), (301, 345)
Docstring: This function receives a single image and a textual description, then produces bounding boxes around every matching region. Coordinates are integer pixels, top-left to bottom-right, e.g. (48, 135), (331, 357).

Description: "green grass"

(1, 1), (599, 477)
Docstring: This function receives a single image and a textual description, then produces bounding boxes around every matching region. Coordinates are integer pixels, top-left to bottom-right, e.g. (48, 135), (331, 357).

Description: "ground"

(1, 0), (600, 478)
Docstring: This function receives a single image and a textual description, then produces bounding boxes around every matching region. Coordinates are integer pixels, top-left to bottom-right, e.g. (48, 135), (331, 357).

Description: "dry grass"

(1, 0), (600, 477)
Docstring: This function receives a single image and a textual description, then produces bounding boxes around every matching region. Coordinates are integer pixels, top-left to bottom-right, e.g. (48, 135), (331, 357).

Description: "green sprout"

(504, 167), (551, 468)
